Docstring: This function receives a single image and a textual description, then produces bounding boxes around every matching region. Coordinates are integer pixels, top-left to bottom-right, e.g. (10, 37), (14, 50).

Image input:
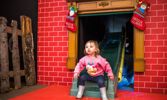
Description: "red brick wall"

(38, 0), (167, 94)
(134, 0), (167, 94)
(38, 0), (73, 85)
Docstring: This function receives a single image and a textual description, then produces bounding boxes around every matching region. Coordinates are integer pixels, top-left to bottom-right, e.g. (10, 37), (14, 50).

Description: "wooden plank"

(20, 16), (36, 85)
(77, 0), (135, 13)
(67, 2), (78, 69)
(0, 70), (25, 78)
(78, 8), (134, 14)
(0, 17), (10, 93)
(67, 0), (102, 2)
(11, 20), (21, 89)
(5, 26), (22, 36)
(133, 28), (145, 72)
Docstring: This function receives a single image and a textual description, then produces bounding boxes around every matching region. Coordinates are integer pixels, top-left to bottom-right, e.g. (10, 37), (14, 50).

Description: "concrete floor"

(0, 85), (46, 100)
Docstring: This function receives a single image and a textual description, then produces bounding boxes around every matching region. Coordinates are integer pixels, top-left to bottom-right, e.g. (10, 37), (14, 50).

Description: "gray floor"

(0, 85), (46, 100)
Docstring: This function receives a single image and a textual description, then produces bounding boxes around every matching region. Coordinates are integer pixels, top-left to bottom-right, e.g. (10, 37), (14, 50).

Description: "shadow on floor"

(0, 85), (46, 100)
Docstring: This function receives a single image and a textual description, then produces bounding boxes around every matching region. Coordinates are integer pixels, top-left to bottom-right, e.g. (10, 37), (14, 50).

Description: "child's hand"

(74, 73), (79, 79)
(87, 71), (96, 76)
(109, 75), (114, 80)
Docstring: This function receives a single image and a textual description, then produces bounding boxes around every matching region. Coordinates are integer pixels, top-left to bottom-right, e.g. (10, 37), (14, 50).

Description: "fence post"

(20, 16), (36, 85)
(0, 17), (10, 92)
(11, 20), (21, 89)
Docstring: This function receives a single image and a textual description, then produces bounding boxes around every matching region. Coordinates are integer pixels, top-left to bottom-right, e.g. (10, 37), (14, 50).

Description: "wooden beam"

(67, 2), (78, 69)
(20, 16), (36, 85)
(134, 28), (145, 72)
(77, 0), (135, 14)
(0, 17), (10, 93)
(5, 26), (22, 36)
(67, 0), (102, 2)
(11, 20), (21, 89)
(0, 70), (25, 78)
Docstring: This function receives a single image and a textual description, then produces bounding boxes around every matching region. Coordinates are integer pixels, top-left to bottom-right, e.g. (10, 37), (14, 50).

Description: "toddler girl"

(74, 40), (114, 100)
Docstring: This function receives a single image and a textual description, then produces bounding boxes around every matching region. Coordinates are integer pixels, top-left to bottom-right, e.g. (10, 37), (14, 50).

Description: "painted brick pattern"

(135, 0), (167, 94)
(38, 0), (73, 86)
(38, 0), (167, 94)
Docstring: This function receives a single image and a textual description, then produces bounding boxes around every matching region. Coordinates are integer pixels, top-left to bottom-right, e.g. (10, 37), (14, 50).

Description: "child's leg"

(78, 74), (87, 86)
(95, 75), (105, 88)
(100, 87), (108, 100)
(76, 85), (85, 99)
(95, 76), (108, 100)
(76, 74), (87, 98)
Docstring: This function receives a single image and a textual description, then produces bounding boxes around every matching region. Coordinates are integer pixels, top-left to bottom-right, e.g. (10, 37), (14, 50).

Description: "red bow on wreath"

(131, 0), (150, 31)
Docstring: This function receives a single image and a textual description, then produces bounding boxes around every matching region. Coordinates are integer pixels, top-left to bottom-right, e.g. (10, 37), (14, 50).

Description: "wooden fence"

(0, 16), (36, 93)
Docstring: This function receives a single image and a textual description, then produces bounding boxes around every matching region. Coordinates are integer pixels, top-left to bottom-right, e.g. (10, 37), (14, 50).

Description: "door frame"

(66, 0), (145, 72)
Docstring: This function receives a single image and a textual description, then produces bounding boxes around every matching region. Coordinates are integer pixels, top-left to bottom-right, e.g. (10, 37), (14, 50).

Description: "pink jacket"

(74, 55), (113, 77)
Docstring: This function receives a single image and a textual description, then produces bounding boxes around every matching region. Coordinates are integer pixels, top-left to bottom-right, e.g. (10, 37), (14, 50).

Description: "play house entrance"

(67, 0), (145, 97)
(67, 0), (145, 73)
(78, 12), (134, 90)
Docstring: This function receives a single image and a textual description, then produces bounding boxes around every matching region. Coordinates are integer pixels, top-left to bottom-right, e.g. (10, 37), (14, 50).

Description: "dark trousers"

(78, 73), (105, 88)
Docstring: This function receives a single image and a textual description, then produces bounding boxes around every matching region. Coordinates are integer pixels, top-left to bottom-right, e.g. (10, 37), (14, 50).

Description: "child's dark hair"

(84, 40), (100, 56)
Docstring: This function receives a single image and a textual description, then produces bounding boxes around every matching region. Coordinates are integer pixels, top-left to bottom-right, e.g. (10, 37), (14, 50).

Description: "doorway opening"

(78, 12), (134, 91)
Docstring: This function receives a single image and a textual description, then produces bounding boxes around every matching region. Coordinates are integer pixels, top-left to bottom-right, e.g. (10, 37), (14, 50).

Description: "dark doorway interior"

(78, 13), (134, 91)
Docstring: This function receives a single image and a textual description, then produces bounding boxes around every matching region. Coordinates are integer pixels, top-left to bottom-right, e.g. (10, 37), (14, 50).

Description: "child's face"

(85, 42), (97, 56)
